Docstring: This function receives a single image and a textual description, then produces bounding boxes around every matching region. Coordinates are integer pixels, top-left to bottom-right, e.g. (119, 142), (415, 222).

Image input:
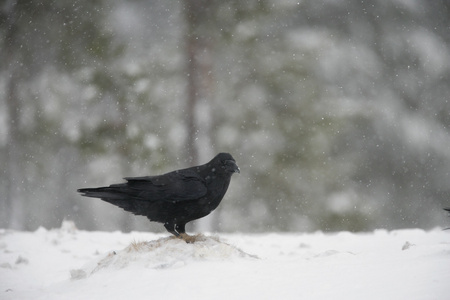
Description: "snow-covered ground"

(1, 221), (449, 300)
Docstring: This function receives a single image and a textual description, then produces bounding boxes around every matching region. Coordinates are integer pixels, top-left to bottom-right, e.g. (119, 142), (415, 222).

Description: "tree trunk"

(184, 0), (217, 232)
(2, 3), (25, 229)
(3, 74), (23, 229)
(184, 0), (201, 166)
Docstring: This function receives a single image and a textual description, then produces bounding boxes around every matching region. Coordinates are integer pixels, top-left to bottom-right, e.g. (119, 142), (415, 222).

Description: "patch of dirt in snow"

(71, 235), (257, 279)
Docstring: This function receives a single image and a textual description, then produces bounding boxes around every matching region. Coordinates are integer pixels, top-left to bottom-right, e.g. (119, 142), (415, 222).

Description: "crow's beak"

(234, 164), (240, 174)
(227, 160), (240, 174)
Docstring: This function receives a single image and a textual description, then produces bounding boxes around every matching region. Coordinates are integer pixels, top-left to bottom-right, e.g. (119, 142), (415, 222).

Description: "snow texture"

(0, 220), (449, 300)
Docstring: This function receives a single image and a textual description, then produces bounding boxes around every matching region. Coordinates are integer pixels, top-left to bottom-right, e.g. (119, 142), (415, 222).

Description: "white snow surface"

(1, 221), (449, 300)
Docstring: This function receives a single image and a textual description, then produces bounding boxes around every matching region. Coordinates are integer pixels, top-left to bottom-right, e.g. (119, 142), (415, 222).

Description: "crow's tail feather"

(77, 184), (177, 222)
(77, 185), (129, 201)
(77, 185), (145, 215)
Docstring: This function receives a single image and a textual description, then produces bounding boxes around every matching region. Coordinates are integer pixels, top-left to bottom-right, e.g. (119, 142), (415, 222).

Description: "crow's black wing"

(123, 169), (208, 203)
(78, 169), (208, 217)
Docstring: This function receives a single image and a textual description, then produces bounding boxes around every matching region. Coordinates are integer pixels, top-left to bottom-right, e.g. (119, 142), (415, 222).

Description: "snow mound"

(71, 235), (257, 279)
(2, 226), (449, 299)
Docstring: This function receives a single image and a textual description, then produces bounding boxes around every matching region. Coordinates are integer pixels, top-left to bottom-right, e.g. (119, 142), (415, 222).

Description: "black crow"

(78, 153), (240, 242)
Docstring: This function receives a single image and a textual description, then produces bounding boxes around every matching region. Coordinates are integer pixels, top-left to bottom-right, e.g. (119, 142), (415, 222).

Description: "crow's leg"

(175, 223), (197, 243)
(164, 222), (179, 237)
(175, 223), (186, 234)
(165, 222), (196, 243)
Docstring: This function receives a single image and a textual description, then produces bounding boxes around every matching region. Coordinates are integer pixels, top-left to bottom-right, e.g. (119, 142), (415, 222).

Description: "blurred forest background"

(1, 0), (450, 233)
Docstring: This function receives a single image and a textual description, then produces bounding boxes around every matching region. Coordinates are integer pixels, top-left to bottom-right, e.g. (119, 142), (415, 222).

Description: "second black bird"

(78, 153), (240, 242)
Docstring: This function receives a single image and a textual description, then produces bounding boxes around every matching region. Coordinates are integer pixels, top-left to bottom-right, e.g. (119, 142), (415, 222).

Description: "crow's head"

(214, 153), (240, 174)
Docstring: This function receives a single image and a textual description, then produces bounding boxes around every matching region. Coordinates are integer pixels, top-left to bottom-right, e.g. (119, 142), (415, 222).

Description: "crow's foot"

(178, 233), (198, 243)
